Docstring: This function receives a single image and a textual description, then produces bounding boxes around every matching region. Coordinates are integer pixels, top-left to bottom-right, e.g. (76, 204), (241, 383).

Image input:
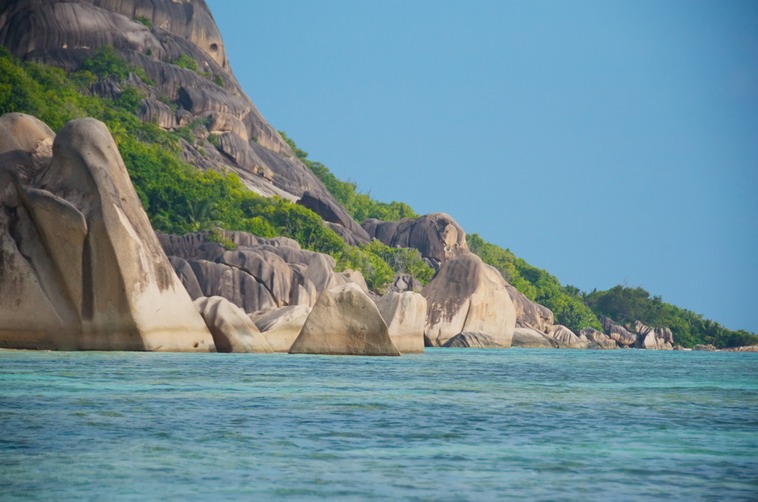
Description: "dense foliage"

(585, 286), (758, 348)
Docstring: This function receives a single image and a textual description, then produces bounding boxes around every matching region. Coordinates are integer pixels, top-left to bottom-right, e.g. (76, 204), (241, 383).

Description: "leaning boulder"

(634, 321), (674, 350)
(601, 316), (637, 347)
(506, 284), (554, 334)
(376, 291), (427, 353)
(511, 327), (558, 348)
(194, 297), (272, 353)
(253, 305), (312, 352)
(289, 283), (400, 356)
(422, 253), (516, 347)
(0, 115), (214, 351)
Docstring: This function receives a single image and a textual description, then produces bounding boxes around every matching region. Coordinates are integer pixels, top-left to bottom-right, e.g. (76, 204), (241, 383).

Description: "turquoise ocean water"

(1, 348), (757, 500)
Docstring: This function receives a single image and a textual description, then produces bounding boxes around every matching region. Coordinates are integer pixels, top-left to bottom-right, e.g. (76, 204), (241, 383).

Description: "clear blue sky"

(207, 0), (758, 333)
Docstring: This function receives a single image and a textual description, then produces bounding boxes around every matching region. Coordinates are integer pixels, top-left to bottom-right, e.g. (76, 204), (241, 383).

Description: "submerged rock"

(422, 253), (516, 347)
(289, 283), (400, 356)
(0, 114), (214, 351)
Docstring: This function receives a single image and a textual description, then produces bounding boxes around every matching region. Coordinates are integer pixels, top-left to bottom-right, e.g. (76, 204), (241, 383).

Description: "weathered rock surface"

(506, 284), (554, 334)
(442, 332), (504, 348)
(0, 114), (214, 351)
(511, 327), (558, 348)
(601, 316), (638, 347)
(252, 305), (311, 353)
(722, 345), (758, 352)
(0, 0), (368, 244)
(289, 283), (400, 356)
(362, 213), (468, 270)
(693, 344), (717, 352)
(376, 292), (426, 354)
(298, 191), (370, 245)
(634, 320), (674, 350)
(194, 296), (272, 353)
(548, 325), (590, 349)
(422, 253), (516, 348)
(160, 230), (364, 315)
(580, 328), (618, 350)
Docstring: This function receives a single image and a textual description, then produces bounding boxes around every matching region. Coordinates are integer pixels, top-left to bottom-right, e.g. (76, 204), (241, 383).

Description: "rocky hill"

(1, 0), (755, 351)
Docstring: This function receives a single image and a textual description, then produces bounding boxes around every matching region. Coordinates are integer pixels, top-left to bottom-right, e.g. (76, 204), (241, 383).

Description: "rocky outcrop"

(442, 332), (504, 348)
(0, 114), (214, 351)
(693, 344), (717, 352)
(511, 328), (558, 348)
(580, 328), (617, 349)
(548, 325), (590, 349)
(376, 292), (427, 354)
(634, 321), (674, 350)
(362, 213), (468, 270)
(298, 191), (370, 246)
(160, 230), (363, 315)
(0, 0), (368, 243)
(194, 296), (272, 353)
(252, 305), (312, 352)
(722, 345), (758, 352)
(601, 316), (638, 347)
(289, 283), (400, 356)
(505, 284), (554, 334)
(422, 253), (516, 347)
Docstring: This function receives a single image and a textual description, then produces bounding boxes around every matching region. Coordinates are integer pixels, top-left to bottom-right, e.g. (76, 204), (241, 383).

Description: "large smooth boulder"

(289, 283), (400, 356)
(580, 328), (618, 349)
(362, 213), (468, 270)
(298, 191), (371, 245)
(511, 327), (558, 348)
(0, 115), (214, 351)
(548, 325), (590, 349)
(422, 253), (516, 347)
(376, 291), (427, 354)
(253, 305), (311, 352)
(194, 296), (272, 353)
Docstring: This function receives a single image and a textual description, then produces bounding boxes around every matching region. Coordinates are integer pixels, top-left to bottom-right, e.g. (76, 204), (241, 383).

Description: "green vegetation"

(135, 16), (152, 28)
(280, 132), (417, 222)
(172, 54), (198, 72)
(468, 233), (602, 333)
(1, 46), (754, 346)
(585, 286), (758, 348)
(0, 46), (427, 293)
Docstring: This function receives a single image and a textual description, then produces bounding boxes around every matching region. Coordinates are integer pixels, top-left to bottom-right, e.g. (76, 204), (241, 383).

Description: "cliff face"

(0, 0), (367, 242)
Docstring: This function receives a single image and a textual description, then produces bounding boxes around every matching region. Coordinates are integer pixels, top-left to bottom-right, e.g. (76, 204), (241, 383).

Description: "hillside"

(0, 0), (755, 349)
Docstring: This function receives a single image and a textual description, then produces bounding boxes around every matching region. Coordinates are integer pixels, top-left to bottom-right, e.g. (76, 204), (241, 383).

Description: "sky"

(206, 0), (758, 333)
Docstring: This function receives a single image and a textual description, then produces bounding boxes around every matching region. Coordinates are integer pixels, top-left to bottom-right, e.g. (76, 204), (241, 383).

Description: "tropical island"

(0, 0), (755, 353)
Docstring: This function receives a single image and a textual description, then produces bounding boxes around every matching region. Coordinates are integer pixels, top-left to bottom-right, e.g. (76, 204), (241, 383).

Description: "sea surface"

(1, 348), (757, 501)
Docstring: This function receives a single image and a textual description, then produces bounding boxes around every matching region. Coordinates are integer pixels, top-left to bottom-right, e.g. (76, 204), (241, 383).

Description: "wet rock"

(442, 332), (504, 348)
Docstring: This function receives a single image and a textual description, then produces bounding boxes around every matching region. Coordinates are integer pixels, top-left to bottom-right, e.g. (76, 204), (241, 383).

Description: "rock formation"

(289, 283), (400, 356)
(362, 213), (468, 270)
(160, 230), (361, 315)
(0, 114), (214, 351)
(194, 296), (272, 353)
(506, 284), (555, 334)
(376, 291), (427, 354)
(634, 321), (674, 350)
(0, 0), (369, 245)
(442, 332), (505, 348)
(422, 253), (516, 347)
(601, 316), (638, 347)
(252, 305), (311, 353)
(580, 328), (617, 350)
(511, 328), (559, 348)
(548, 325), (590, 349)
